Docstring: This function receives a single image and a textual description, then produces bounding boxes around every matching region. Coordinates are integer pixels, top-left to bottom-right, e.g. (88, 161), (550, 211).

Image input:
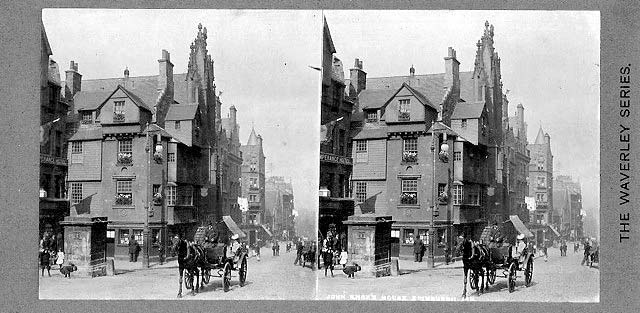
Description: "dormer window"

(113, 101), (125, 122)
(461, 119), (467, 128)
(175, 121), (181, 129)
(81, 112), (93, 124)
(398, 99), (410, 121)
(366, 111), (378, 123)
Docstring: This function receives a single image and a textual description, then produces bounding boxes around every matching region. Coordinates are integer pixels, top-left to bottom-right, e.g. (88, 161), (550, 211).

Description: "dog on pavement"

(60, 264), (77, 278)
(342, 263), (361, 278)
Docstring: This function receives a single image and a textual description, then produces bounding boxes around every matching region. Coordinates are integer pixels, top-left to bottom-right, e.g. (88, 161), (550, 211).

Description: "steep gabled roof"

(358, 89), (397, 110)
(165, 104), (198, 121)
(74, 85), (153, 112)
(534, 127), (546, 144)
(247, 127), (259, 145)
(451, 101), (485, 119)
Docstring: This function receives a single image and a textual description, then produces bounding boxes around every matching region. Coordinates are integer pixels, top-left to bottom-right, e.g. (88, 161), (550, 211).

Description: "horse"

(457, 237), (490, 299)
(171, 237), (204, 297)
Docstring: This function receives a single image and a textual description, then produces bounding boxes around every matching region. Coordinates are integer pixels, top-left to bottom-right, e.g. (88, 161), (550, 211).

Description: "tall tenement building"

(64, 24), (243, 260)
(528, 127), (554, 225)
(319, 19), (355, 244)
(345, 21), (514, 258)
(240, 127), (268, 244)
(39, 24), (70, 247)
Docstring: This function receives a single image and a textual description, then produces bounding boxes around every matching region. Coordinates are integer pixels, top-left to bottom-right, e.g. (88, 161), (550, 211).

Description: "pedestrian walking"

(413, 235), (424, 262)
(158, 241), (165, 265)
(581, 241), (592, 266)
(129, 236), (140, 262)
(255, 239), (261, 261)
(294, 240), (303, 265)
(55, 249), (65, 269)
(276, 240), (280, 256)
(39, 249), (51, 277)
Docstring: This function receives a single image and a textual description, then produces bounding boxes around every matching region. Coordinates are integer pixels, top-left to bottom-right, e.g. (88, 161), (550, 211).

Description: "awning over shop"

(509, 215), (534, 237)
(260, 224), (273, 237)
(222, 215), (246, 238)
(548, 225), (560, 236)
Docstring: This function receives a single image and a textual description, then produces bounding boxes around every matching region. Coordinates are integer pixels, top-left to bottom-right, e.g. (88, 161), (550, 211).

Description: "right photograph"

(318, 10), (599, 302)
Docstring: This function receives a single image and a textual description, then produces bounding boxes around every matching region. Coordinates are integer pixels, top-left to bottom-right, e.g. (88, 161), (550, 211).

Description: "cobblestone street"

(39, 245), (315, 300)
(317, 245), (599, 302)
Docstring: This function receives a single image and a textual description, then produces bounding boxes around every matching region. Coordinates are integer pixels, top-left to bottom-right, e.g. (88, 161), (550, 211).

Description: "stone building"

(265, 176), (295, 240)
(527, 126), (554, 225)
(346, 22), (510, 258)
(64, 24), (234, 260)
(553, 175), (583, 239)
(319, 19), (354, 243)
(501, 102), (531, 223)
(240, 127), (268, 244)
(39, 24), (70, 245)
(218, 105), (244, 226)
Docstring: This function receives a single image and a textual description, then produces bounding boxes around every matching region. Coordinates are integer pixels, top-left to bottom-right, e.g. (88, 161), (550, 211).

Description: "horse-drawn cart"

(469, 216), (535, 294)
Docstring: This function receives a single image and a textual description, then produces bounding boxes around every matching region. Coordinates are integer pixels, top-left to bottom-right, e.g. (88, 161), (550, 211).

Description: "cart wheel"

(469, 270), (479, 290)
(185, 271), (194, 289)
(223, 262), (232, 292)
(508, 262), (517, 293)
(202, 268), (210, 284)
(239, 256), (247, 287)
(524, 257), (533, 287)
(487, 268), (496, 285)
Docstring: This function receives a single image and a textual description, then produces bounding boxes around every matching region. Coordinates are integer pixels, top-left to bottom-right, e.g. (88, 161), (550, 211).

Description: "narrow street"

(317, 245), (599, 302)
(39, 244), (315, 300)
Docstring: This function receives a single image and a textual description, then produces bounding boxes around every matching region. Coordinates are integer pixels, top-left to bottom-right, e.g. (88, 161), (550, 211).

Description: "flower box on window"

(437, 191), (449, 204)
(153, 151), (163, 164)
(398, 111), (410, 121)
(402, 151), (417, 163)
(81, 119), (93, 125)
(153, 193), (163, 205)
(113, 112), (125, 123)
(115, 194), (132, 206)
(400, 192), (417, 205)
(438, 150), (449, 163)
(117, 153), (133, 166)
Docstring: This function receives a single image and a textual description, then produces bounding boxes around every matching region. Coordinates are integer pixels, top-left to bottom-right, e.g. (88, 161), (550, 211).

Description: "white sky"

(324, 10), (600, 235)
(42, 9), (321, 236)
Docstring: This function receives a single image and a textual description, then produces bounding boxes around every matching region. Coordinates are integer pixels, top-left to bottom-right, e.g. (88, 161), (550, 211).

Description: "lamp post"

(428, 120), (449, 269)
(143, 123), (164, 268)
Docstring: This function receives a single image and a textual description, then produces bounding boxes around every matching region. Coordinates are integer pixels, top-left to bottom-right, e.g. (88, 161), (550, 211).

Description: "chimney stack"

(65, 60), (82, 113)
(349, 58), (367, 98)
(158, 49), (174, 98)
(409, 65), (415, 76)
(444, 47), (460, 94)
(229, 105), (237, 126)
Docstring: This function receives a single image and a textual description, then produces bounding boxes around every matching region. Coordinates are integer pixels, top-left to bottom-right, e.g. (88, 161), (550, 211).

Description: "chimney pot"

(162, 49), (170, 61)
(359, 60), (363, 69)
(354, 58), (360, 68)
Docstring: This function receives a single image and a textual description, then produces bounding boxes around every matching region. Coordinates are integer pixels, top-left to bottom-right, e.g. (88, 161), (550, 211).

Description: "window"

(403, 229), (415, 244)
(355, 181), (367, 203)
(438, 183), (447, 202)
(338, 129), (345, 155)
(249, 194), (258, 202)
(537, 176), (546, 187)
(454, 151), (462, 161)
(536, 192), (547, 203)
(402, 138), (418, 162)
(119, 229), (130, 245)
(250, 177), (258, 189)
(250, 163), (256, 172)
(177, 185), (194, 206)
(366, 111), (378, 123)
(166, 185), (176, 206)
(71, 142), (82, 154)
(106, 230), (115, 239)
(175, 121), (181, 129)
(467, 187), (480, 205)
(152, 229), (160, 245)
(400, 179), (418, 205)
(115, 180), (133, 206)
(355, 140), (368, 163)
(81, 112), (92, 123)
(452, 185), (463, 205)
(117, 139), (133, 165)
(70, 183), (83, 204)
(167, 152), (175, 163)
(133, 229), (143, 245)
(418, 229), (429, 243)
(398, 99), (410, 121)
(461, 119), (467, 128)
(391, 229), (400, 238)
(114, 101), (125, 114)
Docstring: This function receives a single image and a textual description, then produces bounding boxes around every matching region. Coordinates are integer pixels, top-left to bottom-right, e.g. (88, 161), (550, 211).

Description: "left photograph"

(39, 9), (320, 300)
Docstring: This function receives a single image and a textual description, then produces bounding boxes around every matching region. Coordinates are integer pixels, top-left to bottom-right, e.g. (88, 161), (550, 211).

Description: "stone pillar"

(344, 215), (394, 278)
(60, 216), (109, 277)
